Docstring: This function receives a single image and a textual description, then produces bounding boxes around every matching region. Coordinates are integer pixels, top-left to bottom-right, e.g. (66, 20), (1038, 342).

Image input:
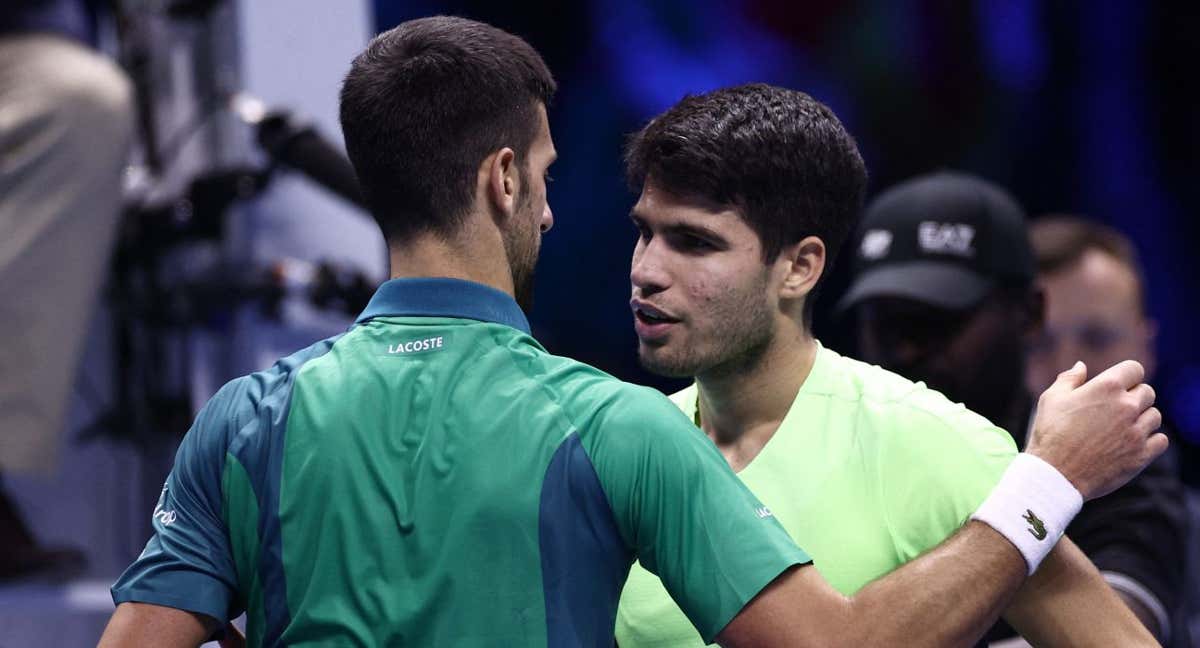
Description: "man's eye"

(682, 235), (713, 250)
(1078, 326), (1120, 351)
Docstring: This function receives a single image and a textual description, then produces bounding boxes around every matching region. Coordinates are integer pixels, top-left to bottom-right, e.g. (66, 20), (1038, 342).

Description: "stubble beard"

(505, 184), (540, 313)
(638, 275), (776, 380)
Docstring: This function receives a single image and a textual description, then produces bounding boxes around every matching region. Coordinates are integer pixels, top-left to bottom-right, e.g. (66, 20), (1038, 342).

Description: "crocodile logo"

(1023, 509), (1047, 541)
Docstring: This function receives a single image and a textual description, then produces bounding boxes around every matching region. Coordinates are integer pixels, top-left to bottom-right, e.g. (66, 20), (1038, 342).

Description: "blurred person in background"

(1027, 214), (1199, 646)
(1026, 216), (1163, 425)
(844, 172), (1189, 646)
(615, 86), (1159, 648)
(0, 0), (134, 579)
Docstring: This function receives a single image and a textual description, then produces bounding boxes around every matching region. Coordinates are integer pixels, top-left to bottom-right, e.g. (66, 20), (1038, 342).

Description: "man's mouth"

(635, 309), (670, 325)
(631, 300), (680, 341)
(630, 300), (679, 325)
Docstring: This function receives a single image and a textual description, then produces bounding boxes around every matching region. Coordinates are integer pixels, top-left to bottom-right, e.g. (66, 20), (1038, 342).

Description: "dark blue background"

(373, 1), (1200, 448)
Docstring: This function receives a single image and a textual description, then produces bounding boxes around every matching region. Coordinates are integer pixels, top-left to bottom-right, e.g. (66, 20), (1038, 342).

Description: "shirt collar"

(691, 341), (829, 427)
(355, 277), (531, 334)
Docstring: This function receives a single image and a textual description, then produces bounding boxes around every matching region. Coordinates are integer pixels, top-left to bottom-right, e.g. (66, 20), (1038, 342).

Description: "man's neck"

(694, 324), (818, 472)
(386, 223), (515, 297)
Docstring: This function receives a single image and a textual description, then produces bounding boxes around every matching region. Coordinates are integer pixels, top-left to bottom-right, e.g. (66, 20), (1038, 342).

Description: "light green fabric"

(615, 344), (1016, 646)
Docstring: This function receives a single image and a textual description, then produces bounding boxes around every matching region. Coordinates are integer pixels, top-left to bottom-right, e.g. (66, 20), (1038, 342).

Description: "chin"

(638, 347), (702, 379)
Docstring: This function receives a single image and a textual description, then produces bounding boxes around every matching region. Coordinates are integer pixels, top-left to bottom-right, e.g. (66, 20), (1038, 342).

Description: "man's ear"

(485, 147), (519, 222)
(777, 236), (826, 301)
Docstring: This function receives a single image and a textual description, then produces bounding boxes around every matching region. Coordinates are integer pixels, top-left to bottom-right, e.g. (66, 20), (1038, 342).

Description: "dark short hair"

(624, 83), (868, 324)
(340, 16), (556, 244)
(1029, 215), (1147, 311)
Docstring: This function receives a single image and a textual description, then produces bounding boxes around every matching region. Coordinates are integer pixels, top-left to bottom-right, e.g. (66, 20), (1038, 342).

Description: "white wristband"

(970, 453), (1083, 575)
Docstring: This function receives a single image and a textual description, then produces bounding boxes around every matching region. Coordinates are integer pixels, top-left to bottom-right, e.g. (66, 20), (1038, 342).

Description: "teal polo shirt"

(111, 277), (807, 647)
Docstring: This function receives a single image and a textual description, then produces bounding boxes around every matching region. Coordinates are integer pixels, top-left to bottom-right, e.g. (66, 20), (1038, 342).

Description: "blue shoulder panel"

(222, 335), (342, 646)
(539, 433), (633, 646)
(110, 376), (244, 623)
(111, 334), (340, 643)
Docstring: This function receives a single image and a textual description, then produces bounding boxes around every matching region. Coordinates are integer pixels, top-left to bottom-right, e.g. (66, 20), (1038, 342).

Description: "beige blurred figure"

(1025, 216), (1157, 395)
(0, 34), (133, 473)
(0, 29), (134, 578)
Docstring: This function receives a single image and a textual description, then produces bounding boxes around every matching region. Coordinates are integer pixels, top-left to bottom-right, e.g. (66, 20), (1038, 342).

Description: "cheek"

(1024, 354), (1060, 393)
(688, 269), (768, 326)
(679, 268), (720, 307)
(1100, 339), (1144, 368)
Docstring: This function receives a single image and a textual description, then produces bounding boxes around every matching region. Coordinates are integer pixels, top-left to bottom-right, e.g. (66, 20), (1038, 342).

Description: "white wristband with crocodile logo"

(970, 452), (1084, 575)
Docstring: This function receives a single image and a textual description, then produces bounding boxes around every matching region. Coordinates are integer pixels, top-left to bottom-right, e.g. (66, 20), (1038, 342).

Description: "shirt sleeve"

(879, 395), (1018, 562)
(1066, 447), (1188, 637)
(110, 379), (245, 625)
(584, 386), (809, 643)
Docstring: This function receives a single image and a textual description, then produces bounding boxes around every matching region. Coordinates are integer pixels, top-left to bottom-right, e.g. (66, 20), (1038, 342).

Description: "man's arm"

(719, 361), (1165, 648)
(1069, 448), (1188, 642)
(1002, 536), (1157, 647)
(719, 512), (1162, 648)
(97, 603), (218, 648)
(720, 521), (1026, 648)
(99, 378), (254, 647)
(1119, 592), (1168, 640)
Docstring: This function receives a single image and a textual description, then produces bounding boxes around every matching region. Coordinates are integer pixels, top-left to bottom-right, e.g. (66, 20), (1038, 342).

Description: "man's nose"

(1054, 338), (1085, 375)
(630, 239), (668, 295)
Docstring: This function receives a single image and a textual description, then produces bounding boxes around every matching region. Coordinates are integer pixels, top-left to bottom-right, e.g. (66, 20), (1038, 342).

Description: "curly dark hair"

(625, 83), (868, 324)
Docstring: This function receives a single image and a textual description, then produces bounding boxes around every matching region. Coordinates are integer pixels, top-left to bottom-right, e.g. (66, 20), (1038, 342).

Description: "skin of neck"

(385, 156), (516, 298)
(695, 307), (820, 472)
(387, 214), (514, 294)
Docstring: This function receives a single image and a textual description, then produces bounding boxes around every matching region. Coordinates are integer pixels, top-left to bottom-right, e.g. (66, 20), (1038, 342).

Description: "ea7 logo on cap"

(918, 221), (976, 258)
(860, 229), (893, 260)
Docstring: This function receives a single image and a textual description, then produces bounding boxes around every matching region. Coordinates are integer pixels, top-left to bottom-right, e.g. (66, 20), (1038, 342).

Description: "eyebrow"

(629, 211), (728, 244)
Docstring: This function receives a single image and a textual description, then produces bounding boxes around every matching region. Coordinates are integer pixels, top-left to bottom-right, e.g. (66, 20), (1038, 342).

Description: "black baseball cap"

(838, 171), (1034, 313)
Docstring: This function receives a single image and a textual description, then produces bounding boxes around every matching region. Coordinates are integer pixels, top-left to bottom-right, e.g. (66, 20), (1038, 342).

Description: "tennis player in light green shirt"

(617, 344), (1016, 645)
(617, 84), (1158, 646)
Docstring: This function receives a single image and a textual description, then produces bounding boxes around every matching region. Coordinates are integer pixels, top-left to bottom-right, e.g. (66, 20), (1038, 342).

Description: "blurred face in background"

(1025, 249), (1156, 394)
(856, 291), (1032, 427)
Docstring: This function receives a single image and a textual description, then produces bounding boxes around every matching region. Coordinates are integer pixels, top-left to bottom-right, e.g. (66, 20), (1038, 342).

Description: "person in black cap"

(840, 171), (1038, 428)
(842, 170), (1189, 646)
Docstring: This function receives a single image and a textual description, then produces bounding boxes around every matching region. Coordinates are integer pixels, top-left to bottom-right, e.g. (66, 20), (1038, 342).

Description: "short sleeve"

(1067, 448), (1188, 632)
(878, 395), (1018, 562)
(583, 387), (809, 643)
(110, 380), (245, 625)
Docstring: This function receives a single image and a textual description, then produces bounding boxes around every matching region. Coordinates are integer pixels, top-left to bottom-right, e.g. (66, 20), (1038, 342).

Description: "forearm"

(722, 360), (1166, 648)
(719, 522), (1027, 648)
(846, 521), (1026, 647)
(97, 602), (216, 648)
(1002, 539), (1158, 647)
(1115, 589), (1166, 641)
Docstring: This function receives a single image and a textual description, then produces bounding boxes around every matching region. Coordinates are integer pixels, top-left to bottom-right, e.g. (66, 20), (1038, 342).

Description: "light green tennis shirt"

(615, 343), (1017, 646)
